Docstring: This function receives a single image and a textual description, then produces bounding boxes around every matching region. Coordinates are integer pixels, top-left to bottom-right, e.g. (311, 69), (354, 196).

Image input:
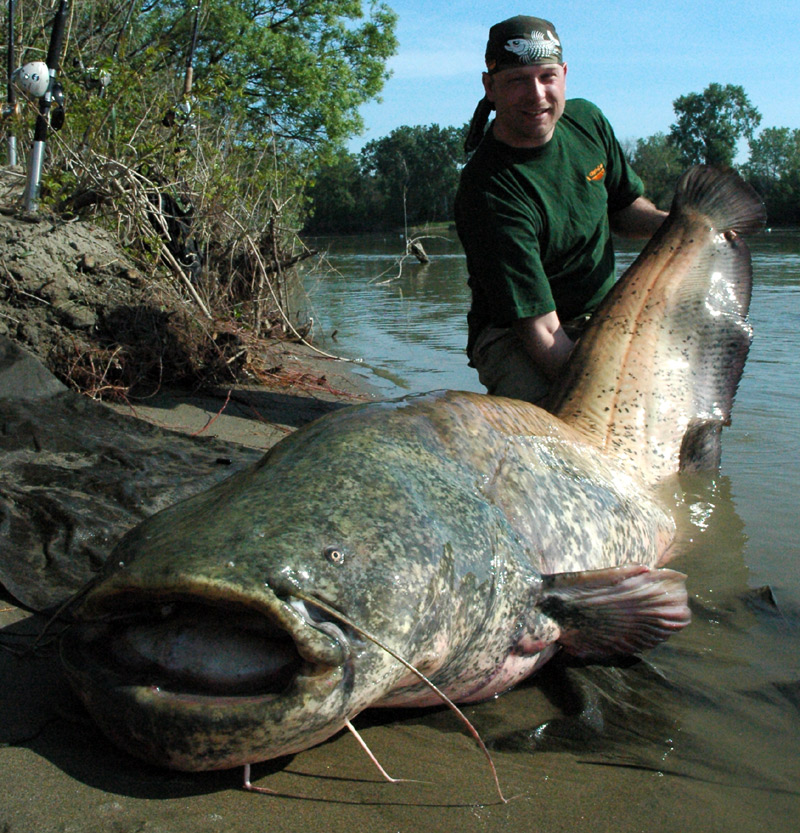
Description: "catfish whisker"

(242, 764), (318, 799)
(295, 592), (508, 804)
(243, 763), (281, 795)
(344, 718), (425, 784)
(30, 579), (103, 653)
(1, 582), (97, 658)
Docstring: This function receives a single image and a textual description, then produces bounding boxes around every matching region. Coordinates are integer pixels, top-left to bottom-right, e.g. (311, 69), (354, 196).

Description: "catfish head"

(60, 400), (493, 771)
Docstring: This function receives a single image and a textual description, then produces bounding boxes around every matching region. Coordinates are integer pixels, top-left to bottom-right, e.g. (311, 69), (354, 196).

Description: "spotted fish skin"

(62, 392), (676, 769)
(549, 166), (765, 482)
(60, 167), (763, 772)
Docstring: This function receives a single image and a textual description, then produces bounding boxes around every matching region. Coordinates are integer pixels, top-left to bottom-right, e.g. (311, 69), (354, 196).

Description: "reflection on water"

(302, 232), (483, 394)
(302, 228), (800, 824)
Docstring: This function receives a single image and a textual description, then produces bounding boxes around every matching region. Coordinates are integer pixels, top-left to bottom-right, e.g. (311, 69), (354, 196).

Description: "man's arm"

(513, 198), (666, 381)
(610, 196), (667, 238)
(513, 311), (574, 381)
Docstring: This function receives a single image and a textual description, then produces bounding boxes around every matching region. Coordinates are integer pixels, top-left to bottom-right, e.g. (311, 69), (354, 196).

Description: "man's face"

(483, 63), (568, 148)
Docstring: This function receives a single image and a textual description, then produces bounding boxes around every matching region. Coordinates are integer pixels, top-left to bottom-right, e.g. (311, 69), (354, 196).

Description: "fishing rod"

(163, 1), (201, 129)
(112, 0), (138, 62)
(5, 0), (17, 165)
(22, 0), (69, 212)
(184, 1), (201, 100)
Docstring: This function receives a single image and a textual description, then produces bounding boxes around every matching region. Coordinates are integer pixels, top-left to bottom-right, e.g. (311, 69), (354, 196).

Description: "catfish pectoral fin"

(539, 564), (690, 660)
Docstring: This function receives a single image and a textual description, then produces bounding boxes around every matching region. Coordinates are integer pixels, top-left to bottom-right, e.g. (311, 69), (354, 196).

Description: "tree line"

(305, 124), (466, 233)
(305, 83), (800, 233)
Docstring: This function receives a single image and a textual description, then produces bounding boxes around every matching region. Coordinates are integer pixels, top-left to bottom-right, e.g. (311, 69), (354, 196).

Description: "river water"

(301, 228), (800, 830)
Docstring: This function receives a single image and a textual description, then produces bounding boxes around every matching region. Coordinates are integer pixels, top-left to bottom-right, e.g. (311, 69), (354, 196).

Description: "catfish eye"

(323, 546), (344, 565)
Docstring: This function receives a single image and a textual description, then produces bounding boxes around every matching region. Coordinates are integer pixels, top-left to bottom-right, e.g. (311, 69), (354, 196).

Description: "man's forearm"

(513, 312), (574, 380)
(610, 196), (668, 239)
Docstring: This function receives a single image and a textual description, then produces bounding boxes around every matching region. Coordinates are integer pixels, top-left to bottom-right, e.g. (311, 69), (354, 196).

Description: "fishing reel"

(72, 59), (112, 94)
(11, 61), (66, 130)
(162, 98), (195, 129)
(12, 61), (50, 98)
(83, 68), (111, 93)
(50, 83), (65, 130)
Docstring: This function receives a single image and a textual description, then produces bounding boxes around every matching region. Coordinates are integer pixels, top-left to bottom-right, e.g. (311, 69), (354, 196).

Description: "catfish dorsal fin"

(548, 167), (766, 484)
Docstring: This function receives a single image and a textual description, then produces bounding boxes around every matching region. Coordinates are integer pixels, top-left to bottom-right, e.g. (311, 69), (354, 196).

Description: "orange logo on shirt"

(586, 164), (606, 182)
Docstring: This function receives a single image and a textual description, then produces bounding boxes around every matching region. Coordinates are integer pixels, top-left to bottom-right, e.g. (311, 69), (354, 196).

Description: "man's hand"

(513, 311), (574, 380)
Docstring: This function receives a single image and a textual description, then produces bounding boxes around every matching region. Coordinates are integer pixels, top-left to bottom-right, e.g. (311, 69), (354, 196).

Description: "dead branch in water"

(371, 235), (446, 286)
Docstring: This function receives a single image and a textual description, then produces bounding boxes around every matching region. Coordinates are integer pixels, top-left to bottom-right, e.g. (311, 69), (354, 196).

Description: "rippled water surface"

(301, 228), (800, 829)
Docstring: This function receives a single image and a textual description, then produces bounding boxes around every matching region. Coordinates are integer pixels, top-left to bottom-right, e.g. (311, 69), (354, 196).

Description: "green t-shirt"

(455, 98), (644, 357)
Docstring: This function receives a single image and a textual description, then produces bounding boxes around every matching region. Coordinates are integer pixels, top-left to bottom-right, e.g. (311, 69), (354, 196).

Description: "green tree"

(359, 124), (466, 228)
(306, 124), (467, 232)
(136, 0), (398, 149)
(627, 133), (683, 210)
(11, 1), (397, 169)
(304, 149), (381, 233)
(1, 0), (399, 367)
(669, 83), (761, 168)
(746, 127), (800, 181)
(744, 127), (800, 225)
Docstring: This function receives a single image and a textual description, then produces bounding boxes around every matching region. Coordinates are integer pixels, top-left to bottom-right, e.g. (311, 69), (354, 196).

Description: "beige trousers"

(471, 326), (550, 405)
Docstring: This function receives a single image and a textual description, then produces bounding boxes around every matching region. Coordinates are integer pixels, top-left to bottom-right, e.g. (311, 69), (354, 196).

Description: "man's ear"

(482, 72), (495, 102)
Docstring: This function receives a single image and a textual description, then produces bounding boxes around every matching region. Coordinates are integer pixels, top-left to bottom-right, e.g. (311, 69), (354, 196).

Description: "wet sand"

(1, 341), (796, 833)
(3, 624), (791, 833)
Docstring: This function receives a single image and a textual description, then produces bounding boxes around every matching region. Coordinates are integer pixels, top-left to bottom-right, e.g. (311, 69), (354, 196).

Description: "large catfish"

(61, 167), (765, 776)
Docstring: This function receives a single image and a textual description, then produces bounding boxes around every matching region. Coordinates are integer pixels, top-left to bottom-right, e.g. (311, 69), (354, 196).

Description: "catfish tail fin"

(549, 166), (766, 484)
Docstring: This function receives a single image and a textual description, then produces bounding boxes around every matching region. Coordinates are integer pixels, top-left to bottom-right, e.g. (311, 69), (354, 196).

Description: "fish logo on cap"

(485, 16), (563, 73)
(504, 29), (561, 64)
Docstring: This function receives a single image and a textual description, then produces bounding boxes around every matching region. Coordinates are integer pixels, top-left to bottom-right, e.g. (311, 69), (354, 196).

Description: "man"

(455, 15), (666, 405)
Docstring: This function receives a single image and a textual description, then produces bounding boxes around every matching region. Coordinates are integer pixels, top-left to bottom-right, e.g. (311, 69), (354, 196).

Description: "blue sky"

(350, 0), (800, 156)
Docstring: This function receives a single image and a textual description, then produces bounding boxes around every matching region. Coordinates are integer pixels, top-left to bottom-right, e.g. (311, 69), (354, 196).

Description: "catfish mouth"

(61, 590), (351, 703)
